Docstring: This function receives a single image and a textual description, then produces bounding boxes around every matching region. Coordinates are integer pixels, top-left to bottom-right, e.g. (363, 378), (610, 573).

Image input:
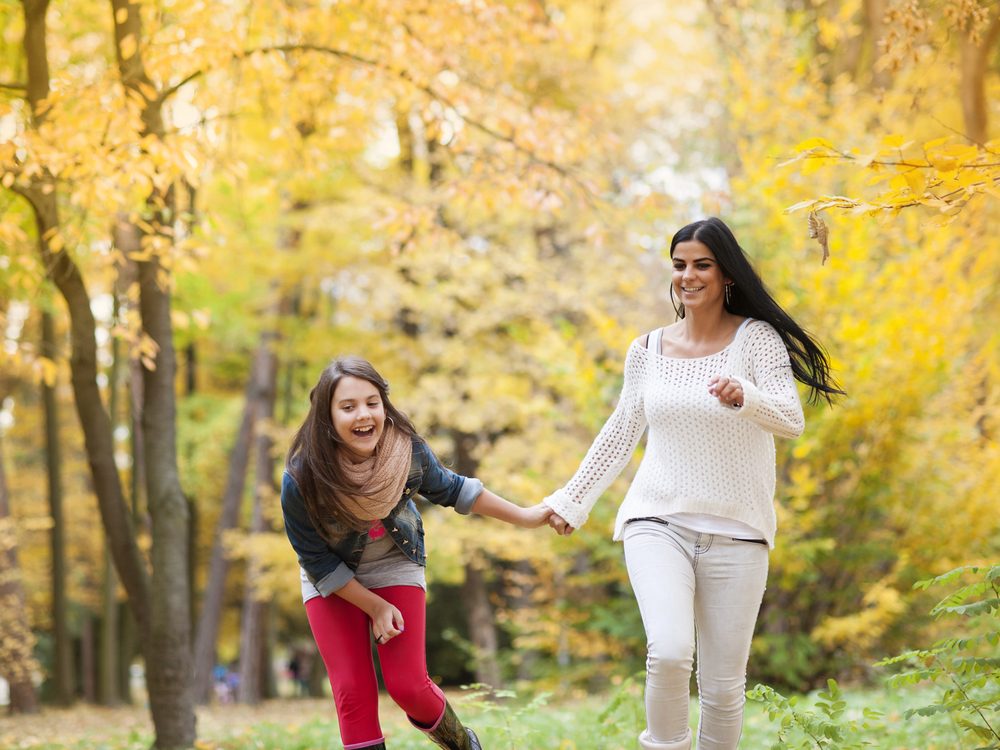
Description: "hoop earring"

(386, 415), (395, 428)
(725, 283), (733, 307)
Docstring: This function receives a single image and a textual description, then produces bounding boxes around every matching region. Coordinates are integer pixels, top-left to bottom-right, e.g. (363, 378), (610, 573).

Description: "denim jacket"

(281, 435), (484, 597)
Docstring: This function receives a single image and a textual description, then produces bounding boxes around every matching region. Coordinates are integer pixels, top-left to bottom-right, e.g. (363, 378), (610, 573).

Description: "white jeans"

(623, 519), (769, 750)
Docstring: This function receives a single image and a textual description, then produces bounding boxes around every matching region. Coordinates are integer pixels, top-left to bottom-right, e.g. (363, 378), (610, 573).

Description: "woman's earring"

(725, 283), (733, 307)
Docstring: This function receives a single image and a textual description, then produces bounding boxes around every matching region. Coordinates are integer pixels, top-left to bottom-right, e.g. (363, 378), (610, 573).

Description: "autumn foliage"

(0, 0), (997, 741)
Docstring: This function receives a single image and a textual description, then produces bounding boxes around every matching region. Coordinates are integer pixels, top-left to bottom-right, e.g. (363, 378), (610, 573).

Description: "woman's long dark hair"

(670, 217), (844, 404)
(286, 356), (417, 535)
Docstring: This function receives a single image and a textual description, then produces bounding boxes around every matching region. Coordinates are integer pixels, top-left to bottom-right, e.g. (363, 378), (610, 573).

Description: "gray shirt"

(300, 523), (425, 603)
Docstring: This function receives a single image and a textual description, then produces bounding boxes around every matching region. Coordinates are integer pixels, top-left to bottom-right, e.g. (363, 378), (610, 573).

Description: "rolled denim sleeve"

(280, 471), (355, 595)
(415, 439), (484, 515)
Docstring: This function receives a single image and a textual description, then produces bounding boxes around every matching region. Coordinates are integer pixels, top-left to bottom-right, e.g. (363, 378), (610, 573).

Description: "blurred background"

(0, 0), (997, 745)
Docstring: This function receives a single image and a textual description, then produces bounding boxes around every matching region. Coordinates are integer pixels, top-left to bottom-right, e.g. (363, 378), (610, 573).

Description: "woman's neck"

(680, 307), (736, 342)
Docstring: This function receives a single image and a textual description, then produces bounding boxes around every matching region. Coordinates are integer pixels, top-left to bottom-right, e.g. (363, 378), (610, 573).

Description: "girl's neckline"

(645, 318), (753, 361)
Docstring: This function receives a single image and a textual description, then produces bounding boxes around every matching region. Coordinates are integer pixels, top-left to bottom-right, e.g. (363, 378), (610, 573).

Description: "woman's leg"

(624, 521), (699, 750)
(305, 595), (385, 749)
(372, 585), (447, 727)
(692, 537), (768, 750)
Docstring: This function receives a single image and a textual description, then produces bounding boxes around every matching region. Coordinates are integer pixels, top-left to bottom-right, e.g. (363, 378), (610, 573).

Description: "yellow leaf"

(903, 170), (926, 196)
(785, 199), (816, 213)
(120, 33), (137, 60)
(881, 134), (905, 148)
(39, 357), (58, 387)
(939, 144), (980, 164)
(115, 7), (128, 24)
(928, 154), (957, 172)
(957, 170), (983, 190)
(922, 136), (953, 150)
(817, 17), (841, 47)
(888, 174), (908, 192)
(795, 137), (834, 152)
(802, 156), (830, 175)
(1, 172), (14, 188)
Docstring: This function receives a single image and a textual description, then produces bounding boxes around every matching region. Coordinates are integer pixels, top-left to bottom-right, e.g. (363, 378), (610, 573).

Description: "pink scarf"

(335, 425), (410, 521)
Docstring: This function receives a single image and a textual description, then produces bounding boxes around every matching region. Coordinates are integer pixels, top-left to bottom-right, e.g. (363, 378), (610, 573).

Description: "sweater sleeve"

(731, 322), (804, 439)
(543, 341), (648, 529)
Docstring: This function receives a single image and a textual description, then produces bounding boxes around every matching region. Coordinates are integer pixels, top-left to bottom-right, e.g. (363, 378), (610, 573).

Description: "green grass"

(0, 680), (975, 750)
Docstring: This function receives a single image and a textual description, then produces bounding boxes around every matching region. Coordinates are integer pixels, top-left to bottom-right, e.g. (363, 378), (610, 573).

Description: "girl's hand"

(517, 502), (554, 529)
(548, 512), (575, 536)
(370, 599), (405, 646)
(708, 375), (744, 409)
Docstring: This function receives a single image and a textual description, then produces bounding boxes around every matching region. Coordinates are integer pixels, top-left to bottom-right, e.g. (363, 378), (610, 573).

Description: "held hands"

(370, 598), (405, 646)
(708, 375), (744, 409)
(548, 512), (575, 536)
(515, 502), (555, 529)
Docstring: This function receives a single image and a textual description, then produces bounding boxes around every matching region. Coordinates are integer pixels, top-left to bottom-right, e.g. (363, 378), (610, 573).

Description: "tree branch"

(155, 43), (597, 200)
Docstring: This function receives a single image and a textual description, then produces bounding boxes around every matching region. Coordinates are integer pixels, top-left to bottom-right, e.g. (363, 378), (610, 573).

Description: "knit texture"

(543, 320), (804, 547)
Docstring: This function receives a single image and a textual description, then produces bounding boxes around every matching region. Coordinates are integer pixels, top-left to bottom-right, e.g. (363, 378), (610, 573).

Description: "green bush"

(876, 564), (1000, 749)
(750, 563), (1000, 750)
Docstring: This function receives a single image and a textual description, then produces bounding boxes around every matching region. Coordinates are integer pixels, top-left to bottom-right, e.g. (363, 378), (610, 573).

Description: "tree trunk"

(99, 547), (121, 705)
(41, 309), (74, 705)
(509, 560), (539, 682)
(959, 12), (1000, 144)
(191, 366), (259, 703)
(19, 0), (153, 641)
(110, 0), (196, 742)
(238, 336), (279, 705)
(137, 250), (196, 744)
(449, 430), (502, 688)
(862, 0), (890, 90)
(0, 430), (39, 714)
(462, 562), (502, 689)
(80, 613), (96, 703)
(99, 293), (125, 706)
(117, 253), (145, 706)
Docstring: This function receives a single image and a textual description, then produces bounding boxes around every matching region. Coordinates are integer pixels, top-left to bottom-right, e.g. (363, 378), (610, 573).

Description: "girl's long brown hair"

(286, 356), (417, 536)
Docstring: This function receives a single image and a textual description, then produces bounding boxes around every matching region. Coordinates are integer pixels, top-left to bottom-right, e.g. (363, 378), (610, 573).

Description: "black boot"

(411, 701), (482, 750)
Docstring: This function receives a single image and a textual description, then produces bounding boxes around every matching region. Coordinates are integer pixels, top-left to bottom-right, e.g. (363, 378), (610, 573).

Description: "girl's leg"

(624, 521), (698, 750)
(372, 585), (447, 727)
(692, 537), (768, 750)
(305, 595), (385, 749)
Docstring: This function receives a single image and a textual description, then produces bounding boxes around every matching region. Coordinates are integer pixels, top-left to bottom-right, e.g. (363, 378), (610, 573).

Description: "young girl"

(545, 217), (843, 750)
(281, 356), (551, 750)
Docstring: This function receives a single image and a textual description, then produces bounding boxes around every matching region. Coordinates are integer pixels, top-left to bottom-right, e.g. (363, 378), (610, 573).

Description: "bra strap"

(647, 326), (664, 354)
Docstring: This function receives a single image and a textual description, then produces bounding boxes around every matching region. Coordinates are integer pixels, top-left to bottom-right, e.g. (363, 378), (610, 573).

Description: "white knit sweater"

(543, 320), (804, 547)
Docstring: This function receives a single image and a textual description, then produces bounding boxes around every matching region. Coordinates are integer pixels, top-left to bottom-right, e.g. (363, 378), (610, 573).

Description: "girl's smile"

(331, 376), (386, 457)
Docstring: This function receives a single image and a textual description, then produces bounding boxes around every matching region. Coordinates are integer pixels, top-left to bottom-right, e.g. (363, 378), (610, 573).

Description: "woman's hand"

(548, 512), (575, 536)
(708, 375), (744, 409)
(369, 598), (405, 646)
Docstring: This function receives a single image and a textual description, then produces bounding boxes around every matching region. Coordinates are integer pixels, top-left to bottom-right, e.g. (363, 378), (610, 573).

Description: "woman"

(544, 217), (843, 750)
(282, 356), (551, 750)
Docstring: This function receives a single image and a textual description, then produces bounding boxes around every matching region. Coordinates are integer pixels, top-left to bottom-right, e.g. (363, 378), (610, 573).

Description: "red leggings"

(305, 585), (446, 749)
